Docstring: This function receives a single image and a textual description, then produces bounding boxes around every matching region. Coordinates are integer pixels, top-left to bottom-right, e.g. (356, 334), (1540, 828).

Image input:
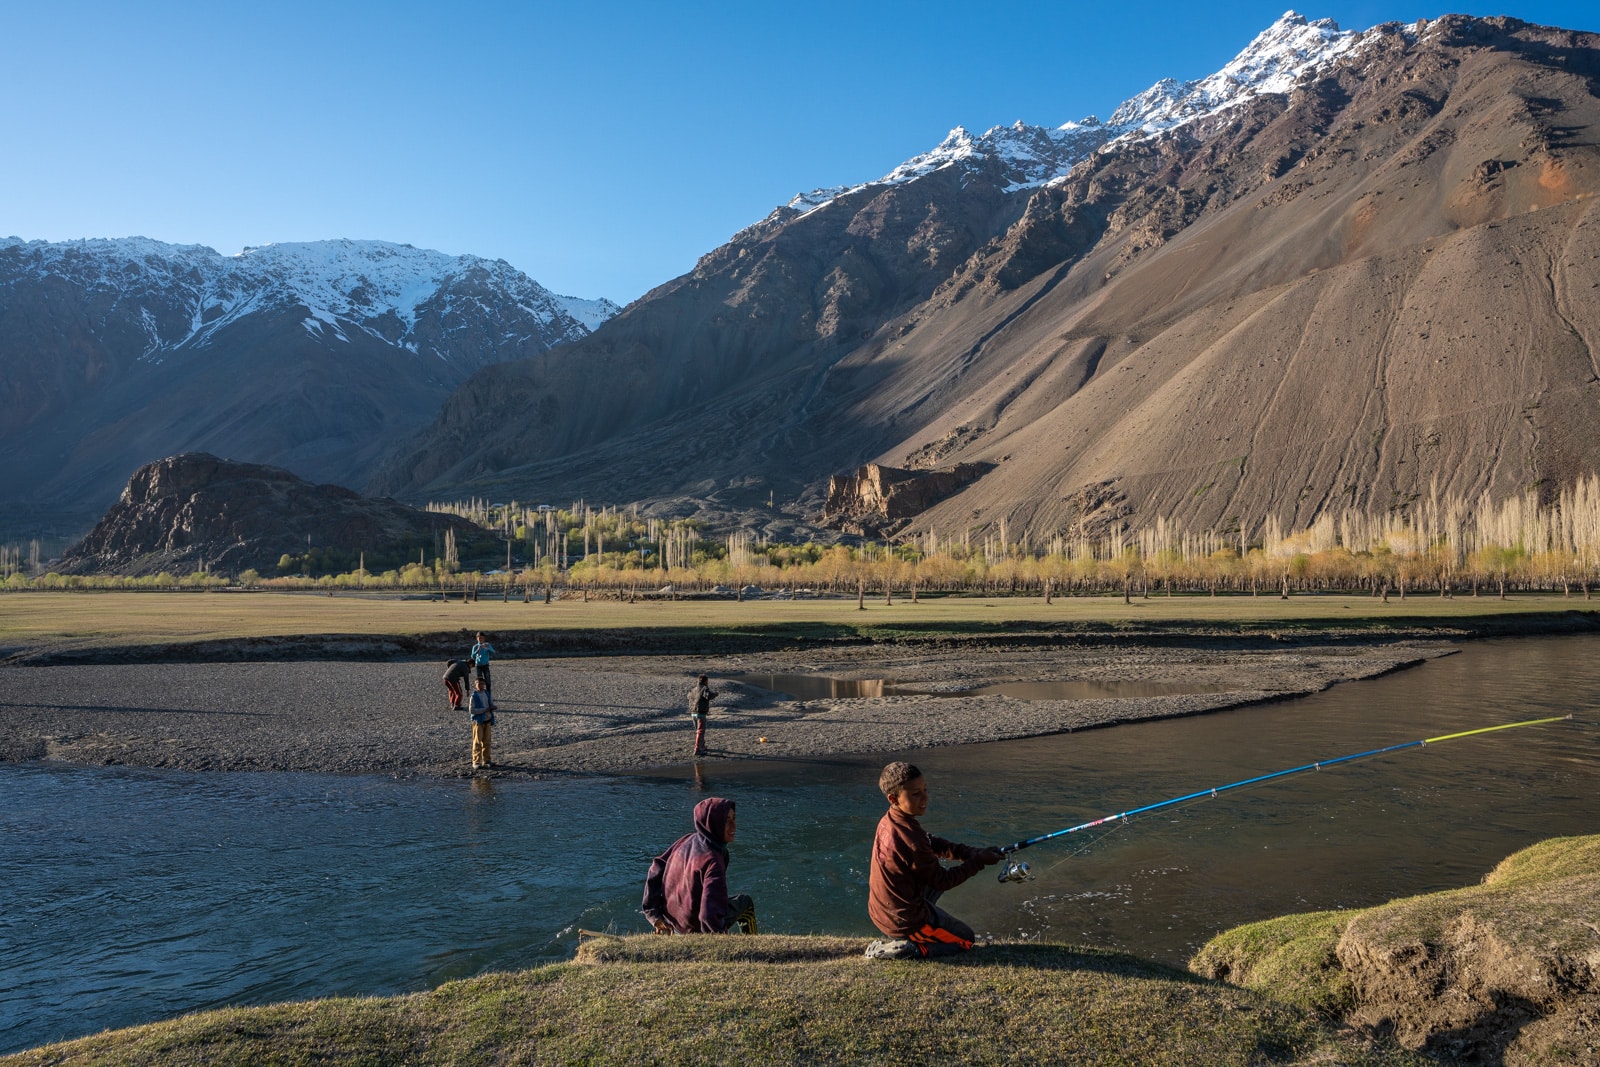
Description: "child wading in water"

(865, 761), (1001, 958)
(468, 678), (496, 770)
(688, 674), (716, 757)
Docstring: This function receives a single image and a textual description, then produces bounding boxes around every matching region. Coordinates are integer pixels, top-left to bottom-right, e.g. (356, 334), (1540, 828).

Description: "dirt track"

(0, 637), (1455, 777)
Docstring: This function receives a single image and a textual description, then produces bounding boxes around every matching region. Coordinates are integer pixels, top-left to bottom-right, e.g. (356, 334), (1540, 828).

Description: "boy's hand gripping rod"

(994, 715), (1572, 884)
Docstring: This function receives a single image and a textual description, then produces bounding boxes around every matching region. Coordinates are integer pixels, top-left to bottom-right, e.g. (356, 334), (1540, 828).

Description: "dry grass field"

(0, 588), (1594, 658)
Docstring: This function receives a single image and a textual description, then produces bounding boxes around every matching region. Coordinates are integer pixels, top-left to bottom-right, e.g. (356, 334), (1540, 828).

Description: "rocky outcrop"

(821, 462), (991, 536)
(57, 453), (490, 577)
(1194, 834), (1600, 1065)
(1333, 837), (1600, 1063)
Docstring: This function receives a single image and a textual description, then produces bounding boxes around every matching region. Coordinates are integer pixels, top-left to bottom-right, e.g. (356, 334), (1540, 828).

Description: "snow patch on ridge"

(551, 293), (623, 332)
(777, 11), (1360, 219)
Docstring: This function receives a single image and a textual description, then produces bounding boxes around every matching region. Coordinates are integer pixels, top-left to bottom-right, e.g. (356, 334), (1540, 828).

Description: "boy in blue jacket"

(470, 632), (495, 695)
(468, 678), (496, 770)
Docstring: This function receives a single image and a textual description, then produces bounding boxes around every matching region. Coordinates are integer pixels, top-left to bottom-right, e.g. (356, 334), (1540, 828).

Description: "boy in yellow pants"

(469, 678), (496, 769)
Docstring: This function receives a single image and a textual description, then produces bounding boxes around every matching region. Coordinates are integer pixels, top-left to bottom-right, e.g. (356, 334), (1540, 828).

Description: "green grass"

(1190, 910), (1356, 1019)
(1, 589), (1595, 658)
(1, 937), (1425, 1066)
(1346, 834), (1600, 960)
(1192, 834), (1600, 1059)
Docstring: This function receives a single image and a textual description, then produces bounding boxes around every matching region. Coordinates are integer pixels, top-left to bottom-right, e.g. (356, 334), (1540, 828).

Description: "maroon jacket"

(868, 806), (985, 938)
(642, 797), (737, 933)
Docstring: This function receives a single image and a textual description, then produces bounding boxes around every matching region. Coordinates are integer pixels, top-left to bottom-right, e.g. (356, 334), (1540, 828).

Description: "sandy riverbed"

(0, 637), (1456, 777)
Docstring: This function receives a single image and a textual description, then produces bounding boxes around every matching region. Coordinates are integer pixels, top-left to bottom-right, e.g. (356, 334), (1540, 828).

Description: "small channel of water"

(3, 635), (1599, 1053)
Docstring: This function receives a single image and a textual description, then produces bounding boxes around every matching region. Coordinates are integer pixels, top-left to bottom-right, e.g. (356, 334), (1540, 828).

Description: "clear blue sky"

(3, 2), (1593, 303)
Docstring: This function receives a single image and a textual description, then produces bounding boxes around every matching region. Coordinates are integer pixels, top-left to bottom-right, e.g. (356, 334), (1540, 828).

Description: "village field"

(1, 588), (1596, 660)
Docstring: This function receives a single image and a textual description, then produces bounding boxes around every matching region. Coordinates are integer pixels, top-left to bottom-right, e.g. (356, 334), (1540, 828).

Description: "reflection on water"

(4, 635), (1600, 1054)
(738, 672), (1234, 701)
(737, 673), (902, 699)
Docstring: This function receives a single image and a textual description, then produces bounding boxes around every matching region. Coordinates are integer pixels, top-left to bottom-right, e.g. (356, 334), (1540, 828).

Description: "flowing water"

(4, 635), (1600, 1053)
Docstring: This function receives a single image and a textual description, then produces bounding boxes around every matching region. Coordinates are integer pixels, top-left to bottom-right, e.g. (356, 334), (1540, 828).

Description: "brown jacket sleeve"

(927, 834), (978, 863)
(870, 809), (986, 936)
(914, 834), (985, 892)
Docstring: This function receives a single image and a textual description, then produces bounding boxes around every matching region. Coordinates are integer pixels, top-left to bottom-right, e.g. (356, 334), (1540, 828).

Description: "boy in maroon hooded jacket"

(866, 761), (1001, 958)
(642, 796), (758, 934)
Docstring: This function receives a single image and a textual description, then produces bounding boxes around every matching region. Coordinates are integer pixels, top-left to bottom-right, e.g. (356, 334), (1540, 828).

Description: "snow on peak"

(1109, 11), (1356, 132)
(229, 240), (462, 334)
(552, 293), (623, 332)
(0, 236), (619, 353)
(778, 11), (1361, 218)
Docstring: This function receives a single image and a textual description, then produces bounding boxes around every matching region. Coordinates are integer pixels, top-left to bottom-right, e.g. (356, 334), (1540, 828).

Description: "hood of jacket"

(693, 796), (735, 846)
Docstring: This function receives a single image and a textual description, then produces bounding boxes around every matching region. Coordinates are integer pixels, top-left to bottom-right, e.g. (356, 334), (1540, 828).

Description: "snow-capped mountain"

(385, 8), (1600, 553)
(778, 11), (1360, 218)
(0, 236), (618, 535)
(0, 236), (618, 364)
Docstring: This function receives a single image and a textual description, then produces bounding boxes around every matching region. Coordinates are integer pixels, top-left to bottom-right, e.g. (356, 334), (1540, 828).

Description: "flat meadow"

(2, 588), (1594, 658)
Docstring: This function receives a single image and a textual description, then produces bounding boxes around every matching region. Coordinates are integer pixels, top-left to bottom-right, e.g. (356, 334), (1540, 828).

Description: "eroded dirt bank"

(0, 636), (1455, 776)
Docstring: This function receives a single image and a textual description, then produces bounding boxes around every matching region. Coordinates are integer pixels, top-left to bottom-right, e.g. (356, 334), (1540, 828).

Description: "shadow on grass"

(575, 933), (1203, 984)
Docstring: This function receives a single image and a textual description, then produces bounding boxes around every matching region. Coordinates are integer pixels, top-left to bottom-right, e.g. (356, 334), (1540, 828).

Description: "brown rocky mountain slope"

(376, 15), (1600, 541)
(58, 453), (490, 577)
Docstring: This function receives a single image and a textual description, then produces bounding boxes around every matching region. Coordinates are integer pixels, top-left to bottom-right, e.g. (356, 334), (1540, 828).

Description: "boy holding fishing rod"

(865, 762), (1003, 959)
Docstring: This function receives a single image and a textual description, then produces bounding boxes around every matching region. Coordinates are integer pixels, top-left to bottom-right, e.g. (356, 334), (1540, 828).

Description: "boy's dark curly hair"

(879, 761), (922, 799)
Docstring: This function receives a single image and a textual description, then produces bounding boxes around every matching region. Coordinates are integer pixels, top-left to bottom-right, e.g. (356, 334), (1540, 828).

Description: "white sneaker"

(864, 939), (919, 959)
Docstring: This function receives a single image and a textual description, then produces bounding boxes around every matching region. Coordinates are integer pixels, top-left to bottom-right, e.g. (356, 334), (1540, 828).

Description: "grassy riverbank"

(1194, 834), (1600, 1063)
(10, 837), (1594, 1065)
(2, 589), (1597, 662)
(0, 937), (1421, 1067)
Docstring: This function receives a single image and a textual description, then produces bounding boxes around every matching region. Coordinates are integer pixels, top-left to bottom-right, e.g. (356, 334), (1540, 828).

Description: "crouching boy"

(867, 761), (1001, 958)
(642, 796), (757, 934)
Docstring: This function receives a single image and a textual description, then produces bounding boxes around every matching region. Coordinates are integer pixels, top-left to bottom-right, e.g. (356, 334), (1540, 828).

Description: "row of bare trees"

(16, 479), (1600, 599)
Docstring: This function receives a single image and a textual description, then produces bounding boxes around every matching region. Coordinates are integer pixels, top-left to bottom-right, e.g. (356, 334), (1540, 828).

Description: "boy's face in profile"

(888, 775), (929, 817)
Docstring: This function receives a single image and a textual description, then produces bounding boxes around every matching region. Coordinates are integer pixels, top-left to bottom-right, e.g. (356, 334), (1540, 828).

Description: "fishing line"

(994, 714), (1573, 884)
(1043, 821), (1126, 875)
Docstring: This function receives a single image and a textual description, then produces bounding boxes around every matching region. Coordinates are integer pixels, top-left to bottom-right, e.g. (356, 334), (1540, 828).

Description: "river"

(3, 634), (1598, 1053)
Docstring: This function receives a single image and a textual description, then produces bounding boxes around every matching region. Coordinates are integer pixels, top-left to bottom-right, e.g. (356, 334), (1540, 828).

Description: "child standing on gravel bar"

(688, 674), (716, 757)
(865, 761), (1002, 959)
(443, 659), (472, 711)
(470, 633), (495, 695)
(468, 678), (496, 770)
(641, 796), (757, 934)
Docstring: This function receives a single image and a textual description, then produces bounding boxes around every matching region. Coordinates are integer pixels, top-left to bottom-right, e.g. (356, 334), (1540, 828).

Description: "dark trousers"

(907, 890), (975, 957)
(475, 663), (491, 693)
(726, 893), (758, 934)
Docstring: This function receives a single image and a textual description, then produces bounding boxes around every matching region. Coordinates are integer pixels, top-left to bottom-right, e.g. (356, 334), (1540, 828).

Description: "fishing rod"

(994, 714), (1573, 884)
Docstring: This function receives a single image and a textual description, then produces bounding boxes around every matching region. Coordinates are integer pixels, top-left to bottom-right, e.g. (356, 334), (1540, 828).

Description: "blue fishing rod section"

(999, 714), (1572, 856)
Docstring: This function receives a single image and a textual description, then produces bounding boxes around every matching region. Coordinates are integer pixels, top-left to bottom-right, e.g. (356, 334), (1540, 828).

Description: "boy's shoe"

(863, 939), (919, 960)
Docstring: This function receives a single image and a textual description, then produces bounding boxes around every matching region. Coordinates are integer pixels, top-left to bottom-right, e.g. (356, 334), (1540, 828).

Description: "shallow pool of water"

(737, 673), (1233, 701)
(4, 635), (1599, 1053)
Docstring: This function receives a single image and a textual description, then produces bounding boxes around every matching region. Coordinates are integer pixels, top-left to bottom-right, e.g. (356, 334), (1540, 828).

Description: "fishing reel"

(998, 857), (1034, 884)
